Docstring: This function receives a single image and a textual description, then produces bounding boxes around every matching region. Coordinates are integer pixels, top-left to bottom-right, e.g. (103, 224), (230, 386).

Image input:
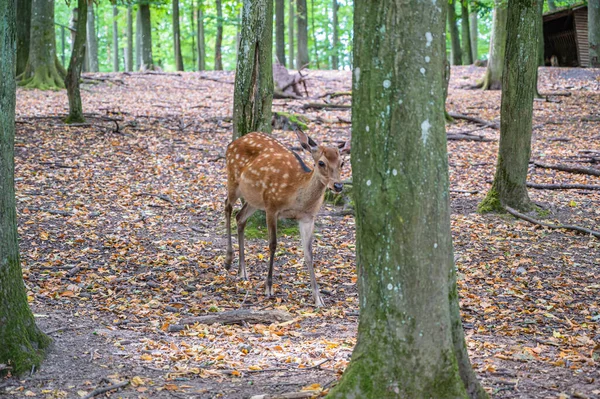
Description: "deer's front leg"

(265, 211), (278, 297)
(224, 199), (234, 269)
(235, 202), (256, 280)
(299, 219), (324, 307)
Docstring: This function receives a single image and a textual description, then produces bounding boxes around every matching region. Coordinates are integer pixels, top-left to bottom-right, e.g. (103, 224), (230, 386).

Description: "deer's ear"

(295, 130), (319, 153)
(339, 141), (351, 155)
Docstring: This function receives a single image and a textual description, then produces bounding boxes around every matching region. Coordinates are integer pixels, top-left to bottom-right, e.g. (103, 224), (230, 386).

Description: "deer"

(224, 130), (349, 307)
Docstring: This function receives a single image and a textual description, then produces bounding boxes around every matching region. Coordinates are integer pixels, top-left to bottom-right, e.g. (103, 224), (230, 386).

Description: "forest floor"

(2, 66), (599, 399)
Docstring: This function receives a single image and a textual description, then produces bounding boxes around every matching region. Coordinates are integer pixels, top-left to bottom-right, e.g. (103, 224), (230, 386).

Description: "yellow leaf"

(231, 370), (241, 377)
(248, 365), (262, 371)
(131, 376), (145, 387)
(140, 354), (153, 361)
(301, 383), (322, 391)
(24, 391), (36, 397)
(164, 384), (179, 391)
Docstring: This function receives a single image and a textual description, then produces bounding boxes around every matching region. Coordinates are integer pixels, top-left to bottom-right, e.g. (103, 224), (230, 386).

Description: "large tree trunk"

(86, 2), (98, 72)
(469, 7), (478, 61)
(19, 0), (65, 89)
(112, 5), (119, 72)
(331, 0), (339, 69)
(215, 0), (223, 70)
(478, 0), (541, 213)
(139, 3), (154, 70)
(276, 0), (286, 66)
(448, 0), (462, 65)
(296, 0), (309, 68)
(461, 1), (473, 64)
(328, 0), (487, 395)
(232, 0), (274, 138)
(65, 0), (87, 124)
(173, 0), (184, 71)
(478, 0), (507, 90)
(0, 0), (51, 376)
(289, 0), (295, 69)
(135, 6), (142, 70)
(590, 0), (600, 67)
(197, 0), (206, 70)
(16, 0), (31, 76)
(126, 6), (133, 71)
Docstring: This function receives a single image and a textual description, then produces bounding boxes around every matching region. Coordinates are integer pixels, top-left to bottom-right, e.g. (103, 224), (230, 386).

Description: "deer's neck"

(295, 171), (327, 216)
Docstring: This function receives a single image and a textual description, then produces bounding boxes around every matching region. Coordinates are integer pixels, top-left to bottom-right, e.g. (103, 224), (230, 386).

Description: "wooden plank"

(574, 8), (589, 67)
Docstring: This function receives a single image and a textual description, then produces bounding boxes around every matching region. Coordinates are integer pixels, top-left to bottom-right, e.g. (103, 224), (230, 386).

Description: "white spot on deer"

(235, 154), (240, 159)
(421, 119), (431, 144)
(366, 180), (372, 186)
(283, 173), (289, 179)
(383, 80), (391, 89)
(425, 32), (433, 47)
(420, 68), (426, 75)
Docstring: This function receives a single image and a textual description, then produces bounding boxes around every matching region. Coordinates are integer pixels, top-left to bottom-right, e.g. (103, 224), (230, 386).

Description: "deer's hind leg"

(235, 202), (257, 280)
(224, 188), (238, 270)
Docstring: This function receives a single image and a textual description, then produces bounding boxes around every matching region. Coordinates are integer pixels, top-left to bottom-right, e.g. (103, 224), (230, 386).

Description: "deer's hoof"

(314, 295), (325, 308)
(224, 253), (233, 270)
(265, 285), (274, 297)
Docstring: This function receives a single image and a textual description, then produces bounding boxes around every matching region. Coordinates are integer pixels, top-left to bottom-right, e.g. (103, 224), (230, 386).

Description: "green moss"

(535, 207), (550, 218)
(477, 186), (503, 214)
(64, 114), (85, 124)
(272, 111), (309, 131)
(240, 211), (299, 239)
(18, 64), (65, 90)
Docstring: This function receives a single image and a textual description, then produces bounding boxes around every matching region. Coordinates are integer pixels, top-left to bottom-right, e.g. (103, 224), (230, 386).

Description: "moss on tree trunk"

(65, 0), (87, 124)
(1, 1), (51, 376)
(327, 0), (487, 396)
(232, 0), (274, 138)
(478, 0), (507, 90)
(16, 0), (31, 76)
(479, 0), (540, 213)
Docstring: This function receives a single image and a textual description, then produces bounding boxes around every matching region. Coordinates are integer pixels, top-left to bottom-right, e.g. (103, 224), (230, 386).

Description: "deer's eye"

(318, 161), (326, 168)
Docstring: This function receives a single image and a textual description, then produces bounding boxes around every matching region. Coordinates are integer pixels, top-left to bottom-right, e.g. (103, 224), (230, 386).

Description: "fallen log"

(526, 183), (600, 191)
(447, 112), (500, 129)
(302, 103), (351, 110)
(532, 161), (600, 177)
(447, 133), (495, 142)
(180, 309), (293, 326)
(505, 206), (600, 239)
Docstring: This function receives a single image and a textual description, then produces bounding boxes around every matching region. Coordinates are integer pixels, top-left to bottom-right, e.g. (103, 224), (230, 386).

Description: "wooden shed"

(543, 4), (590, 67)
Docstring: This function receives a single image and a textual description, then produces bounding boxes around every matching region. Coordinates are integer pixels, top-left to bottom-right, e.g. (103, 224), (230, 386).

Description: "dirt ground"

(2, 67), (599, 398)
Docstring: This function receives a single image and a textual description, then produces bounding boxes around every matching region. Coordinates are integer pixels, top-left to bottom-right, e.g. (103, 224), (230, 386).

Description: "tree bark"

(328, 0), (487, 396)
(86, 2), (98, 72)
(448, 0), (462, 65)
(479, 0), (541, 213)
(232, 0), (274, 138)
(112, 5), (119, 72)
(65, 0), (87, 124)
(0, 0), (51, 376)
(135, 6), (142, 70)
(296, 0), (309, 67)
(139, 3), (154, 70)
(215, 0), (223, 70)
(276, 0), (286, 65)
(548, 0), (556, 10)
(173, 0), (184, 71)
(197, 0), (206, 71)
(16, 0), (31, 76)
(289, 0), (295, 69)
(469, 7), (478, 61)
(126, 6), (133, 71)
(331, 0), (339, 69)
(19, 0), (65, 89)
(310, 0), (319, 68)
(589, 0), (600, 67)
(478, 0), (507, 90)
(461, 0), (473, 64)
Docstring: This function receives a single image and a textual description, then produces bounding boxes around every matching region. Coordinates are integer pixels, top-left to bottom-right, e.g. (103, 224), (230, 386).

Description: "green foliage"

(240, 211), (299, 239)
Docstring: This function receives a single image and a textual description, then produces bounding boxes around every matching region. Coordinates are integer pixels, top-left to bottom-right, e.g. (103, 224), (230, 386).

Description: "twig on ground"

(24, 207), (74, 216)
(302, 103), (351, 110)
(532, 161), (600, 177)
(180, 309), (292, 326)
(134, 193), (174, 204)
(538, 91), (571, 97)
(81, 380), (129, 399)
(504, 206), (600, 239)
(447, 112), (500, 129)
(447, 133), (495, 142)
(450, 189), (479, 194)
(208, 154), (225, 162)
(45, 325), (89, 335)
(526, 183), (600, 191)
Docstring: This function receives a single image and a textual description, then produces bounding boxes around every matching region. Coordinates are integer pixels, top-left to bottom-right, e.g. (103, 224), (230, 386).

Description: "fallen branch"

(538, 91), (571, 97)
(504, 206), (600, 239)
(198, 74), (234, 84)
(134, 193), (174, 204)
(82, 381), (129, 399)
(250, 392), (320, 399)
(24, 207), (74, 216)
(450, 189), (479, 194)
(180, 309), (293, 326)
(302, 103), (351, 110)
(447, 133), (495, 142)
(318, 91), (352, 99)
(527, 183), (600, 191)
(532, 161), (600, 177)
(447, 112), (500, 129)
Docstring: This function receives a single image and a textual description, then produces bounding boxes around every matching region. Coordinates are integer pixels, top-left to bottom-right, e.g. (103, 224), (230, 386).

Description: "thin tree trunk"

(19, 0), (65, 89)
(126, 6), (133, 71)
(139, 3), (154, 70)
(589, 0), (600, 67)
(86, 2), (98, 72)
(310, 0), (319, 68)
(197, 0), (206, 70)
(289, 0), (295, 69)
(0, 0), (52, 376)
(191, 0), (196, 66)
(173, 0), (184, 71)
(16, 0), (31, 76)
(296, 0), (309, 67)
(215, 0), (223, 70)
(276, 0), (286, 65)
(66, 0), (87, 124)
(461, 0), (473, 64)
(328, 0), (487, 395)
(548, 0), (556, 10)
(478, 0), (507, 90)
(232, 0), (274, 138)
(112, 5), (119, 72)
(135, 6), (142, 70)
(479, 0), (541, 213)
(331, 0), (339, 69)
(448, 0), (462, 65)
(469, 7), (478, 61)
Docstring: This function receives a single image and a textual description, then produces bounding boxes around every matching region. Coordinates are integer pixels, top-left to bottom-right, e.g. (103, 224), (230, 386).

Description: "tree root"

(505, 206), (600, 239)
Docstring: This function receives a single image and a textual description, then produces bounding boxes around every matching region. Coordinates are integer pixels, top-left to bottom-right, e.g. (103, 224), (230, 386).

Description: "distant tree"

(87, 2), (99, 72)
(289, 0), (295, 68)
(327, 0), (488, 395)
(0, 0), (52, 375)
(16, 0), (31, 76)
(276, 0), (286, 65)
(448, 0), (462, 65)
(139, 2), (154, 70)
(331, 0), (339, 69)
(477, 0), (507, 89)
(590, 0), (600, 67)
(19, 0), (66, 89)
(296, 0), (309, 67)
(215, 0), (223, 70)
(173, 0), (184, 71)
(469, 3), (478, 61)
(65, 0), (88, 124)
(197, 0), (206, 70)
(126, 6), (133, 71)
(310, 0), (320, 68)
(548, 0), (556, 10)
(479, 0), (541, 213)
(136, 6), (142, 70)
(232, 0), (274, 138)
(112, 5), (119, 72)
(461, 0), (473, 64)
